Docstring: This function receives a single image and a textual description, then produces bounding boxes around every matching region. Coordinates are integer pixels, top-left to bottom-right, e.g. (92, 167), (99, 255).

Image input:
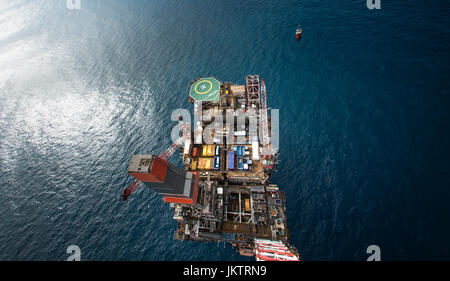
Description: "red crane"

(121, 121), (190, 202)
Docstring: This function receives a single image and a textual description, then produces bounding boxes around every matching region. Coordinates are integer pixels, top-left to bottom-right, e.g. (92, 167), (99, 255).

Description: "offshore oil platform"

(123, 75), (300, 261)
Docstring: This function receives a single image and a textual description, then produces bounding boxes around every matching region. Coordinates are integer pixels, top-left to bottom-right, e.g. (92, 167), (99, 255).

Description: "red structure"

(163, 172), (199, 205)
(122, 121), (194, 202)
(254, 239), (300, 261)
(126, 154), (200, 206)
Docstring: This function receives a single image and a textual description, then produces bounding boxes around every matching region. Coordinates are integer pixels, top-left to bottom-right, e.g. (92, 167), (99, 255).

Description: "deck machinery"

(126, 75), (300, 261)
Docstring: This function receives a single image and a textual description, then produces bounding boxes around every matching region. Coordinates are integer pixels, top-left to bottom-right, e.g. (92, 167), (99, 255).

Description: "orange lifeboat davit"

(296, 27), (302, 41)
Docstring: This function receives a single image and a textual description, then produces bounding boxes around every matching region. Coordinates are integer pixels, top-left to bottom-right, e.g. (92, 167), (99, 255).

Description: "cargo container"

(201, 146), (206, 156)
(202, 145), (215, 157)
(228, 151), (235, 170)
(214, 157), (220, 170)
(198, 158), (213, 170)
(237, 156), (244, 170)
(237, 146), (242, 156)
(202, 145), (207, 156)
(215, 146), (220, 156)
(192, 147), (198, 157)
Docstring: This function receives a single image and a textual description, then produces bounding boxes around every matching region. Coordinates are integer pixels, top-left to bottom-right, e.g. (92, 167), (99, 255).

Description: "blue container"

(228, 151), (234, 170)
(237, 156), (244, 170)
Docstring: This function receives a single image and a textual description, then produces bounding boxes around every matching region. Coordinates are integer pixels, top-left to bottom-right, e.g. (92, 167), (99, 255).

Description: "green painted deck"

(189, 77), (221, 103)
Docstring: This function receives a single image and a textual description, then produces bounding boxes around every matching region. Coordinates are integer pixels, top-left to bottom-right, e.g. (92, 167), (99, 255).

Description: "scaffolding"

(246, 75), (260, 103)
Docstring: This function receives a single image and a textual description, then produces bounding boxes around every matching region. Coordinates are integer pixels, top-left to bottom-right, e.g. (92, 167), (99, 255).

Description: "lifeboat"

(296, 27), (302, 40)
(261, 155), (275, 169)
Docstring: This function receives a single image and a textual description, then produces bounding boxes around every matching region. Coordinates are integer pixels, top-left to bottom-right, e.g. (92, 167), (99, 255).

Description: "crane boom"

(159, 137), (183, 161)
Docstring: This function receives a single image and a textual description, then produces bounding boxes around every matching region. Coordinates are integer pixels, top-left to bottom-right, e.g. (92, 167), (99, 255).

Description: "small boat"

(296, 27), (302, 40)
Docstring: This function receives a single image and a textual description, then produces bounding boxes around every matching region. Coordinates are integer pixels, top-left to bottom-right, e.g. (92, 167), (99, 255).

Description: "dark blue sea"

(0, 0), (449, 261)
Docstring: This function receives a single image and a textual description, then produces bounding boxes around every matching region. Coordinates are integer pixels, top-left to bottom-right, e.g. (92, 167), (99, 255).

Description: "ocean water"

(0, 0), (449, 261)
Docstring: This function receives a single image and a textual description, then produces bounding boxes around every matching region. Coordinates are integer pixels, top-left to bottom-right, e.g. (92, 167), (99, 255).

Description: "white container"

(252, 141), (259, 161)
(184, 140), (191, 154)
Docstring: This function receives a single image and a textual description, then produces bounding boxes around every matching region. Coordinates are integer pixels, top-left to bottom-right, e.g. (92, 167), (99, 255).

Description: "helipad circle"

(194, 80), (213, 95)
(189, 77), (221, 103)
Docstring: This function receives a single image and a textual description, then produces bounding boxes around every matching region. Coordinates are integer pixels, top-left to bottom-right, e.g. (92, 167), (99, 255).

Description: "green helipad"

(189, 77), (221, 103)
